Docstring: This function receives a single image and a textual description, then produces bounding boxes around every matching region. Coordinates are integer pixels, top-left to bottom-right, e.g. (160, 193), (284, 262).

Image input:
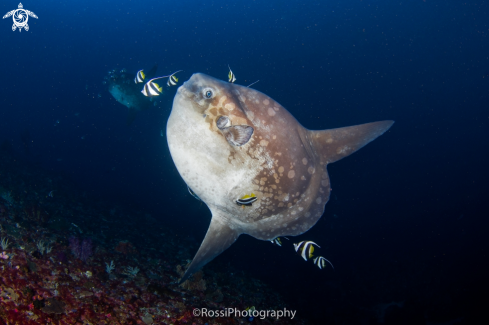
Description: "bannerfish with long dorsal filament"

(142, 70), (182, 97)
(166, 73), (394, 283)
(294, 241), (320, 261)
(228, 65), (236, 83)
(313, 256), (334, 270)
(134, 69), (146, 84)
(271, 237), (287, 246)
(167, 74), (179, 87)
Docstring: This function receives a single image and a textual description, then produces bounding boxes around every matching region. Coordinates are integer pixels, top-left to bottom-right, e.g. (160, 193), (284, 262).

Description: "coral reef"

(0, 150), (305, 324)
(177, 265), (206, 292)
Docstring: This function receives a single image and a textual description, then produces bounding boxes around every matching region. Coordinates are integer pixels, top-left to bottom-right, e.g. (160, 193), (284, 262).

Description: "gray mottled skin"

(167, 73), (394, 283)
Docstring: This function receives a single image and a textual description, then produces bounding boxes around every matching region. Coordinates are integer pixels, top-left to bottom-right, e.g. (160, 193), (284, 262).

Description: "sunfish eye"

(216, 116), (230, 129)
(203, 88), (214, 99)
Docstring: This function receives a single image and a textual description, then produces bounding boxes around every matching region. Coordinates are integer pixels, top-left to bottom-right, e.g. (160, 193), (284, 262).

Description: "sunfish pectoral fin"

(221, 125), (254, 146)
(309, 120), (394, 164)
(179, 216), (240, 284)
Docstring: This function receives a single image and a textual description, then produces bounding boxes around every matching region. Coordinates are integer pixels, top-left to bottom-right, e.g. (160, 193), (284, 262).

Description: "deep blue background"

(1, 0), (488, 323)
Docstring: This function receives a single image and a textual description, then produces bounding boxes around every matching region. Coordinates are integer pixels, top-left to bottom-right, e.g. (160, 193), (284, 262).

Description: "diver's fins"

(179, 214), (240, 283)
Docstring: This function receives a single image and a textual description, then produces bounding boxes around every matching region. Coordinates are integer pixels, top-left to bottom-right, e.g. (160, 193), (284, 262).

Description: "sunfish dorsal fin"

(308, 120), (394, 164)
(179, 215), (240, 283)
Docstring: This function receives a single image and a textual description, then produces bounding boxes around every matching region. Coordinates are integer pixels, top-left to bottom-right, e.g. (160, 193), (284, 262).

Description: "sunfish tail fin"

(309, 120), (394, 164)
(179, 216), (240, 284)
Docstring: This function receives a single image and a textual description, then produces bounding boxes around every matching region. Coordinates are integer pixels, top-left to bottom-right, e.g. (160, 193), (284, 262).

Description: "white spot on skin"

(337, 146), (350, 154)
(263, 99), (270, 105)
(274, 107), (279, 111)
(224, 103), (235, 110)
(316, 198), (322, 204)
(288, 170), (295, 178)
(278, 166), (284, 173)
(302, 158), (308, 165)
(321, 180), (329, 187)
(268, 107), (276, 116)
(308, 167), (315, 174)
(301, 175), (306, 180)
(260, 140), (269, 147)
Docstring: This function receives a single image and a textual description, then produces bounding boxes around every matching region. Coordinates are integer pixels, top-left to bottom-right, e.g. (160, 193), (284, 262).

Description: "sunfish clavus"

(167, 73), (394, 282)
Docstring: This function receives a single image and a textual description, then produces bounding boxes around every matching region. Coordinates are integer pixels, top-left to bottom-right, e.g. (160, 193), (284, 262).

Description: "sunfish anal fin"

(179, 215), (240, 284)
(308, 120), (394, 165)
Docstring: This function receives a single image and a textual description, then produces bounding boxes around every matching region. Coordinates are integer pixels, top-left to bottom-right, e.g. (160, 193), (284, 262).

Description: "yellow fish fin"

(154, 83), (162, 92)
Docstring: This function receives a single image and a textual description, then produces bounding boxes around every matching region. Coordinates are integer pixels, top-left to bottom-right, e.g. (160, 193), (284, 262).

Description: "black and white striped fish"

(293, 241), (320, 261)
(141, 70), (182, 97)
(271, 237), (283, 246)
(167, 73), (179, 86)
(270, 237), (289, 246)
(228, 65), (236, 83)
(141, 78), (164, 97)
(236, 193), (257, 206)
(313, 256), (334, 270)
(134, 69), (145, 84)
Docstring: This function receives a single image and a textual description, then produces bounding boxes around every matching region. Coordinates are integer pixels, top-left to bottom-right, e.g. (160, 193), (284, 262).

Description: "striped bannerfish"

(134, 69), (145, 84)
(141, 70), (183, 97)
(313, 256), (334, 270)
(228, 65), (236, 83)
(167, 74), (179, 86)
(271, 237), (289, 246)
(293, 241), (320, 261)
(141, 78), (163, 97)
(271, 237), (282, 246)
(236, 193), (257, 206)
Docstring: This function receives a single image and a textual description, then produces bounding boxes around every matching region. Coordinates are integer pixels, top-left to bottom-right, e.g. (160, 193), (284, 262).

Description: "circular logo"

(13, 9), (28, 27)
(193, 308), (200, 317)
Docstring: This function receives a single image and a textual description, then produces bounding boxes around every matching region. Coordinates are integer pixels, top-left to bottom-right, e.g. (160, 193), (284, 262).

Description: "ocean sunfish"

(167, 73), (394, 282)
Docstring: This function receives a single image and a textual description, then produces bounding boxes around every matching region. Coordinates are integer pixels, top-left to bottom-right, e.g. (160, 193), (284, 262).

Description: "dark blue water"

(1, 0), (488, 323)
